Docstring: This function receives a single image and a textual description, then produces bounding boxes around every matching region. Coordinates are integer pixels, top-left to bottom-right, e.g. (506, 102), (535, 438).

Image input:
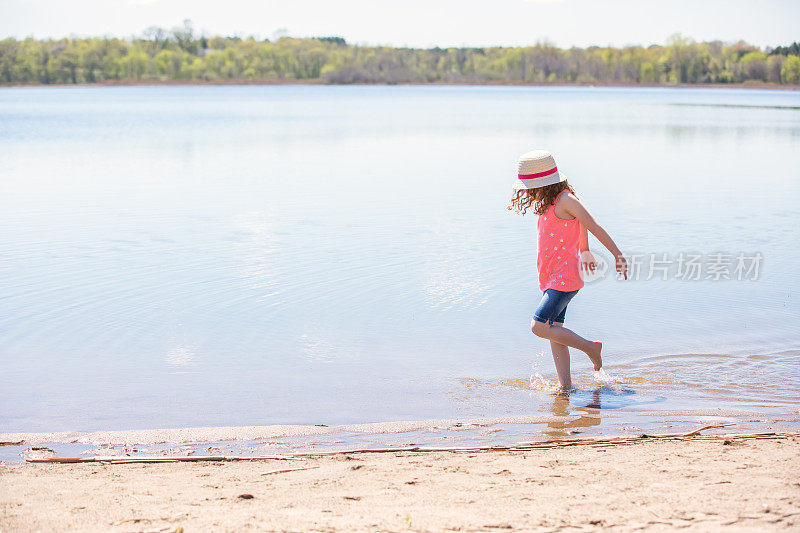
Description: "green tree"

(640, 61), (656, 82)
(781, 55), (800, 84)
(119, 47), (149, 80)
(172, 19), (198, 55)
(740, 51), (768, 81)
(766, 55), (784, 83)
(154, 49), (182, 79)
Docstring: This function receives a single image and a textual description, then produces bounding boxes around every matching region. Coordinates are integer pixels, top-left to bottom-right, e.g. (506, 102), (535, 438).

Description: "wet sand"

(3, 408), (795, 448)
(2, 434), (798, 532)
(0, 416), (558, 447)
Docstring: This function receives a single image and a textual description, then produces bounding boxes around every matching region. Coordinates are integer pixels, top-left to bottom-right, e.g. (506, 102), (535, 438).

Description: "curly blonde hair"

(507, 181), (575, 216)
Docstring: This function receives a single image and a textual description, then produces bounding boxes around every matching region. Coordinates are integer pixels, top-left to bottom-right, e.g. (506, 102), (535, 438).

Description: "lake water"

(1, 85), (799, 440)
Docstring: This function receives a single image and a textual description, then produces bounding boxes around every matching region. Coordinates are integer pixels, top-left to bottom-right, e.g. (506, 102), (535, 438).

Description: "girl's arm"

(562, 194), (628, 280)
(579, 224), (589, 252)
(578, 223), (597, 273)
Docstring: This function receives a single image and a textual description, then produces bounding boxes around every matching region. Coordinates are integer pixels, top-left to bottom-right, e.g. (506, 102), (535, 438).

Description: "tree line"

(1, 21), (799, 86)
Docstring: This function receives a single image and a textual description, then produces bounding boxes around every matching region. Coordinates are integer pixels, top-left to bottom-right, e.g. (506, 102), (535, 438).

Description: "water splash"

(594, 368), (613, 383)
(592, 368), (645, 385)
(529, 373), (561, 391)
(529, 353), (561, 392)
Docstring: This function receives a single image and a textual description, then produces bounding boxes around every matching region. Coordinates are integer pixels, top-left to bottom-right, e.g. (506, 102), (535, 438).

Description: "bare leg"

(532, 319), (603, 370)
(549, 321), (572, 389)
(549, 337), (572, 389)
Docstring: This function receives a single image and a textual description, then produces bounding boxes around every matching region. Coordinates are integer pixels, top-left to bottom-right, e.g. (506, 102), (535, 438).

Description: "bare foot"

(587, 341), (603, 371)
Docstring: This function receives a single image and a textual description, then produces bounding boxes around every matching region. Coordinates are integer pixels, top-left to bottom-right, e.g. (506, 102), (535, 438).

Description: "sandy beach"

(2, 433), (798, 532)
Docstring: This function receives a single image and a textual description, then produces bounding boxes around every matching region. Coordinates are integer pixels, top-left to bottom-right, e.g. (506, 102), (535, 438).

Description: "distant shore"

(2, 79), (799, 90)
(2, 434), (798, 531)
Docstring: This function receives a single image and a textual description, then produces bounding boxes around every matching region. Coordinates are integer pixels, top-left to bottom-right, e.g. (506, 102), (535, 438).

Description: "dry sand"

(2, 434), (798, 532)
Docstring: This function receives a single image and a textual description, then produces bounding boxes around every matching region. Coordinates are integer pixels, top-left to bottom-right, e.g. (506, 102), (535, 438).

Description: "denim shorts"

(533, 288), (579, 325)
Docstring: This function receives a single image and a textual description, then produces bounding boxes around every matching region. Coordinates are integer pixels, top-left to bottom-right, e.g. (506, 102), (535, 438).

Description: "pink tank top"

(537, 189), (584, 292)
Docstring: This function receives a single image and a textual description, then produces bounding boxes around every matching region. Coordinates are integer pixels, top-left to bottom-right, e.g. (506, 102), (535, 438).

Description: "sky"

(1, 0), (798, 49)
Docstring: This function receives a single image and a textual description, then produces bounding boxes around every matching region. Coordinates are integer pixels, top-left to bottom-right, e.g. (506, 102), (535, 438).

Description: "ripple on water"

(455, 348), (799, 434)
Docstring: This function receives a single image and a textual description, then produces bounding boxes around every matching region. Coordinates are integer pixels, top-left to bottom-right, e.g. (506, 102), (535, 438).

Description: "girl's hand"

(581, 252), (597, 273)
(616, 255), (628, 280)
(561, 195), (627, 279)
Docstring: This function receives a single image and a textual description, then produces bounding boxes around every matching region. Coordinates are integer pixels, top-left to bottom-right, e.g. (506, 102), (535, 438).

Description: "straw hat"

(513, 150), (567, 189)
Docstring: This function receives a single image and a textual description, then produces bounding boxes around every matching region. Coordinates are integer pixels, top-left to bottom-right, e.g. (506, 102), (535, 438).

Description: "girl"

(508, 150), (627, 390)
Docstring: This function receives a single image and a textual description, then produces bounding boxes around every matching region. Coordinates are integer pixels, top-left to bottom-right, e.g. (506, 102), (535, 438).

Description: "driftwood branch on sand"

(260, 466), (320, 476)
(26, 454), (304, 464)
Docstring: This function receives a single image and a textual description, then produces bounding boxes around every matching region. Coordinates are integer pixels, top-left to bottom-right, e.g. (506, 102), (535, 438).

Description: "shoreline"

(1, 79), (799, 90)
(2, 408), (792, 446)
(3, 409), (798, 468)
(2, 433), (798, 531)
(0, 415), (556, 449)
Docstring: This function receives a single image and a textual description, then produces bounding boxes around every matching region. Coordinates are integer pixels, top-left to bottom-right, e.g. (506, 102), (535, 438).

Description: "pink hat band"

(518, 166), (558, 180)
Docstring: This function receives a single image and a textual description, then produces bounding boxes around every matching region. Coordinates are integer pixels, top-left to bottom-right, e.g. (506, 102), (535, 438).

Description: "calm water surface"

(1, 85), (799, 434)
